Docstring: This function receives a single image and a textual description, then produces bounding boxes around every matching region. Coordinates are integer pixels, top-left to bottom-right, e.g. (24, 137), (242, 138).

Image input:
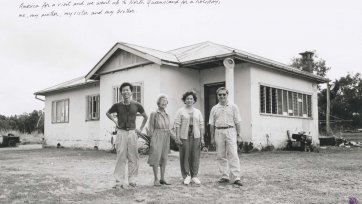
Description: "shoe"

(154, 180), (161, 187)
(183, 176), (191, 185)
(112, 184), (126, 189)
(233, 180), (243, 186)
(217, 178), (230, 183)
(191, 177), (201, 185)
(160, 180), (171, 185)
(129, 182), (137, 188)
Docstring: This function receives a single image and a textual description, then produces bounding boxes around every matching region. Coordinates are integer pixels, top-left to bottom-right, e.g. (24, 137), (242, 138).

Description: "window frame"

(86, 94), (100, 121)
(259, 83), (313, 119)
(113, 81), (144, 105)
(51, 99), (69, 123)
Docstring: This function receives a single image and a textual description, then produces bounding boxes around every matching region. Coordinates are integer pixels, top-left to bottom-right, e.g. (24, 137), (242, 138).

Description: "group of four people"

(106, 82), (243, 189)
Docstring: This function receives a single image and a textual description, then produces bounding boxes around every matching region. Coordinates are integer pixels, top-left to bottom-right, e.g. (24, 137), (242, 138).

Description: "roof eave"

(234, 54), (329, 83)
(180, 52), (329, 84)
(34, 81), (99, 96)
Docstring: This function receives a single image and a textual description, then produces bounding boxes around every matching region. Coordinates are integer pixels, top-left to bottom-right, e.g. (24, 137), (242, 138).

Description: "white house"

(34, 41), (329, 150)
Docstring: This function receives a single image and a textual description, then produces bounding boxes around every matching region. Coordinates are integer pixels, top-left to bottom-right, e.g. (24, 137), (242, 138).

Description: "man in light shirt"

(209, 87), (243, 186)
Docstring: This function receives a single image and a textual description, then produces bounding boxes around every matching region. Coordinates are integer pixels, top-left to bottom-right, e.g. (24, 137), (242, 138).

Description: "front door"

(204, 82), (225, 145)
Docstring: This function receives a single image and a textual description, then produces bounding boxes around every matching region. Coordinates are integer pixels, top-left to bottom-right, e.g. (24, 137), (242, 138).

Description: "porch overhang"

(180, 53), (329, 84)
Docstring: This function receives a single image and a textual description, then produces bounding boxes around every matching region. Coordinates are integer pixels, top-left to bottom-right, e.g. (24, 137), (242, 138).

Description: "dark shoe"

(160, 180), (171, 185)
(218, 178), (230, 183)
(112, 184), (125, 189)
(233, 180), (243, 186)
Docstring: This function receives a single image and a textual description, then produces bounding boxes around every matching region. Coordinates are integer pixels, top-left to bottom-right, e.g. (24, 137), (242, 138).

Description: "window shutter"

(97, 95), (100, 119)
(87, 96), (91, 120)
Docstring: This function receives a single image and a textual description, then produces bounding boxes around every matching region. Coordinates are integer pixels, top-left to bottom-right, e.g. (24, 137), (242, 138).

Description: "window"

(87, 95), (100, 121)
(113, 82), (144, 104)
(51, 99), (69, 123)
(259, 85), (312, 118)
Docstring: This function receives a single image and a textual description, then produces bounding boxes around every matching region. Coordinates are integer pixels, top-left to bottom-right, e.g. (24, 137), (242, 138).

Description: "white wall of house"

(160, 65), (201, 123)
(234, 63), (252, 142)
(250, 64), (319, 149)
(98, 63), (161, 150)
(44, 84), (100, 148)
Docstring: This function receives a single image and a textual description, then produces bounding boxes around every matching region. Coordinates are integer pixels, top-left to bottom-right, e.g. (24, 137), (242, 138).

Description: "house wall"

(160, 65), (200, 123)
(43, 83), (100, 148)
(98, 64), (161, 150)
(250, 64), (319, 149)
(234, 63), (252, 142)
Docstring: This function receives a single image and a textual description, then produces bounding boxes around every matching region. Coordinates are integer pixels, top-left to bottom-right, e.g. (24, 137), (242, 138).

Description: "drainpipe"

(223, 58), (235, 103)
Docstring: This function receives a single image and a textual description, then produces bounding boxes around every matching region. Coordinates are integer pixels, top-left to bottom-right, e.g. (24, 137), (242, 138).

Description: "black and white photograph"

(1, 0), (361, 203)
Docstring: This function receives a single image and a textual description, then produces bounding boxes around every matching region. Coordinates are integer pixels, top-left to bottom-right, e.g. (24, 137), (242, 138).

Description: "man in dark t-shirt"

(106, 82), (148, 189)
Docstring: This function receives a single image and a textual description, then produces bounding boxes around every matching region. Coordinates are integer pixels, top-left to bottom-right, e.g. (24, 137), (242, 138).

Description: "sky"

(1, 0), (362, 116)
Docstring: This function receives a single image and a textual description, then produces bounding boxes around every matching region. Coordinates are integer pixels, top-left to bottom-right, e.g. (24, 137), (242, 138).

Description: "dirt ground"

(0, 145), (361, 204)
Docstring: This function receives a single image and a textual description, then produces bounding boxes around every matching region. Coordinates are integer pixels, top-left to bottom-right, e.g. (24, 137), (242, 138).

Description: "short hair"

(216, 87), (229, 95)
(181, 90), (197, 103)
(156, 94), (168, 106)
(120, 82), (133, 92)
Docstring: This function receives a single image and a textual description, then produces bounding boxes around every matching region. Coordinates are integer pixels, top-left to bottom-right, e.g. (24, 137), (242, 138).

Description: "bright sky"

(1, 0), (361, 116)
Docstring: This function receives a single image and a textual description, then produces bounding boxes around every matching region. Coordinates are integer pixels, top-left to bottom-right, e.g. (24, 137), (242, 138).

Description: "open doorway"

(204, 82), (225, 144)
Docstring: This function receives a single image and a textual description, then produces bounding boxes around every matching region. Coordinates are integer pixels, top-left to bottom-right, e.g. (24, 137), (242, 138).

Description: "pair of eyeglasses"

(218, 94), (227, 96)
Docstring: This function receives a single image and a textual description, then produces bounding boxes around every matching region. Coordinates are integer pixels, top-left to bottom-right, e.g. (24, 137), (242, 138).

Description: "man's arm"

(210, 125), (215, 145)
(235, 122), (242, 144)
(137, 111), (148, 133)
(106, 112), (119, 128)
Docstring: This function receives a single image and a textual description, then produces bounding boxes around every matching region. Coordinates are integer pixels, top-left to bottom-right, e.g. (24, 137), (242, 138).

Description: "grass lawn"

(0, 146), (361, 204)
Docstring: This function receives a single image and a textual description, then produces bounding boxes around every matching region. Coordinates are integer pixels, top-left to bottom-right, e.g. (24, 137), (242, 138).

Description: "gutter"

(35, 80), (99, 96)
(35, 95), (45, 102)
(181, 52), (329, 84)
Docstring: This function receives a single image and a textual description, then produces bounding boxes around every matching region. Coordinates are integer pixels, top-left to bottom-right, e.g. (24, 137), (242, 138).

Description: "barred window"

(51, 99), (69, 123)
(113, 82), (143, 105)
(260, 85), (312, 118)
(86, 95), (100, 121)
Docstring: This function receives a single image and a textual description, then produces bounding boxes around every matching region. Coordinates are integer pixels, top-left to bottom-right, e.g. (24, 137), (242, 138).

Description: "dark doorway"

(204, 82), (225, 145)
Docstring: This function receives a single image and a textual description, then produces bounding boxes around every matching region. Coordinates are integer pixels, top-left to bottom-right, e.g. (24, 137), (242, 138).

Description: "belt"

(216, 126), (234, 129)
(118, 127), (135, 131)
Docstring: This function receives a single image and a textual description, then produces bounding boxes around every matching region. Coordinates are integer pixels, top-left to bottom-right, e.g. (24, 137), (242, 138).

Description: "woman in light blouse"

(174, 91), (205, 185)
(147, 94), (172, 186)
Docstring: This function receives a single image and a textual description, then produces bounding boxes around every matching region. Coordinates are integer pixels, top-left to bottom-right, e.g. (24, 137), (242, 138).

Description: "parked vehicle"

(0, 133), (20, 147)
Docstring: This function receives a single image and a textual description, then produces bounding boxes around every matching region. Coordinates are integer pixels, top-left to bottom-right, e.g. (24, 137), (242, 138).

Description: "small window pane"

(265, 87), (271, 114)
(277, 89), (282, 115)
(260, 86), (265, 113)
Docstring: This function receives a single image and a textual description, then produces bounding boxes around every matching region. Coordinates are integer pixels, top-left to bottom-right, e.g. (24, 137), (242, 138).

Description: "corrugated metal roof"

(35, 41), (329, 95)
(121, 42), (179, 63)
(34, 76), (97, 95)
(169, 41), (233, 62)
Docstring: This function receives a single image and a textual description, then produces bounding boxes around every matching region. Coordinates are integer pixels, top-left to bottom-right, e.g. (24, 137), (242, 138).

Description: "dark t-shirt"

(107, 100), (145, 130)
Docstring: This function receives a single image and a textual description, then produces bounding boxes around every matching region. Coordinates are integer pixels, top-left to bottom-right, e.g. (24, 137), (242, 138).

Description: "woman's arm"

(199, 110), (205, 145)
(148, 112), (156, 137)
(174, 109), (182, 145)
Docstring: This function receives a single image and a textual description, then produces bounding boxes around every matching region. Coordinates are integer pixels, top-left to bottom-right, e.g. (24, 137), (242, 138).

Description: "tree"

(0, 110), (44, 133)
(318, 73), (362, 132)
(290, 52), (331, 78)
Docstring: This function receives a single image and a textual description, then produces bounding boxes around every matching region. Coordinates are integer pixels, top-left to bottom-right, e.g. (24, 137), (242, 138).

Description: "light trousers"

(114, 129), (139, 184)
(215, 128), (241, 181)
